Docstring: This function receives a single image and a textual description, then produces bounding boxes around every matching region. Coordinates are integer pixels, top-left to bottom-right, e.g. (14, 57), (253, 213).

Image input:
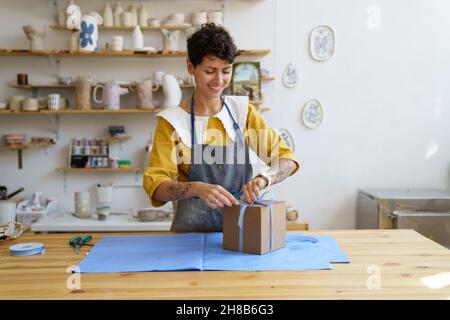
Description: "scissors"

(69, 235), (93, 254)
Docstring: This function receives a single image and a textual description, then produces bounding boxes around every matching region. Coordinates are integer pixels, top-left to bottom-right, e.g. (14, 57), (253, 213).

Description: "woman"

(144, 23), (299, 232)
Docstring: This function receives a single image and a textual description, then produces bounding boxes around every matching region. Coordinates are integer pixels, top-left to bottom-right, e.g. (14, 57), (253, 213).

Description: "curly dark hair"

(187, 23), (240, 67)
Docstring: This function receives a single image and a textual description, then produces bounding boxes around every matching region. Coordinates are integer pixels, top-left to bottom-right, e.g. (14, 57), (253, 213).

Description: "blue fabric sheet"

(76, 233), (350, 274)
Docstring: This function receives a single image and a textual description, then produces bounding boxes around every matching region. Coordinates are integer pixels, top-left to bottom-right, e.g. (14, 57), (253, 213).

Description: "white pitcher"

(79, 12), (103, 52)
(162, 74), (182, 109)
(93, 81), (128, 110)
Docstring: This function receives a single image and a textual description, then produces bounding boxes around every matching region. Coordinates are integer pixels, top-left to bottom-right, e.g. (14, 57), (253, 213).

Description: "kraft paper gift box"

(223, 200), (286, 255)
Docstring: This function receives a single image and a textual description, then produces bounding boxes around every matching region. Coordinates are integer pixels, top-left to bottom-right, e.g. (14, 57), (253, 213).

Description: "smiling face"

(187, 55), (232, 100)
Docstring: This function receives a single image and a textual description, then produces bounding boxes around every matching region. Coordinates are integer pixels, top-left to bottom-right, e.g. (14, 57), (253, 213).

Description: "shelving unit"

(0, 49), (270, 58)
(0, 108), (162, 115)
(0, 140), (55, 169)
(8, 76), (275, 90)
(56, 167), (141, 173)
(50, 24), (192, 31)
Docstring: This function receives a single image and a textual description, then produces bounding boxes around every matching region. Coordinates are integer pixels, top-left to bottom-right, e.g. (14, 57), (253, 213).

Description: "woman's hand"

(193, 182), (240, 209)
(241, 177), (267, 203)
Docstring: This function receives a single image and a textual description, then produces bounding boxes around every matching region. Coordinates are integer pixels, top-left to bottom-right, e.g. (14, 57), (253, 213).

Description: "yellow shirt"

(143, 103), (300, 207)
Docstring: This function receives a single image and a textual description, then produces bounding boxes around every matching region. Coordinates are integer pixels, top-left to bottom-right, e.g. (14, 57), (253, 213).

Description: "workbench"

(0, 229), (449, 299)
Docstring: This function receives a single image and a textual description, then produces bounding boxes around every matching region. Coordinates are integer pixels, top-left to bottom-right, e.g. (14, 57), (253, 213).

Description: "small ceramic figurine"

(66, 0), (81, 30)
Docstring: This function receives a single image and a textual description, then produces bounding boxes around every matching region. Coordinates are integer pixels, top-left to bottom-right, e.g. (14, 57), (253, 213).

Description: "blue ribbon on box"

(237, 191), (275, 252)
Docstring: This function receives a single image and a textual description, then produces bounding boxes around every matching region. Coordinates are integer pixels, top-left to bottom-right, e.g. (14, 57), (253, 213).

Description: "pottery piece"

(47, 93), (60, 111)
(66, 0), (81, 30)
(161, 29), (180, 52)
(162, 74), (182, 109)
(191, 11), (207, 27)
(133, 26), (144, 49)
(138, 5), (148, 27)
(22, 98), (39, 111)
(148, 18), (160, 28)
(23, 25), (47, 50)
(130, 4), (138, 26)
(79, 12), (103, 52)
(74, 77), (92, 109)
(111, 36), (124, 51)
(103, 3), (114, 27)
(9, 96), (25, 111)
(93, 81), (128, 110)
(114, 2), (124, 27)
(121, 12), (133, 27)
(207, 11), (223, 25)
(129, 79), (159, 109)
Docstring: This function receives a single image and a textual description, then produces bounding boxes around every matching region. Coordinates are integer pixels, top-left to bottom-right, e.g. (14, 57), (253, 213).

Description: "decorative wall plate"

(282, 62), (298, 88)
(276, 128), (295, 151)
(310, 26), (335, 61)
(302, 99), (324, 129)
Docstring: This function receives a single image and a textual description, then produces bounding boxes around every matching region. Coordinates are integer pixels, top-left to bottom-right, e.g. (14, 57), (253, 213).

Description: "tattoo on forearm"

(167, 182), (192, 200)
(271, 159), (296, 186)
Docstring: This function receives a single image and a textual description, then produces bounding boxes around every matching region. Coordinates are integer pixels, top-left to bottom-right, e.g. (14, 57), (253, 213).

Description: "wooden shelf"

(0, 49), (270, 58)
(51, 24), (192, 31)
(56, 167), (141, 173)
(104, 136), (132, 143)
(0, 141), (55, 151)
(0, 108), (162, 115)
(9, 77), (273, 90)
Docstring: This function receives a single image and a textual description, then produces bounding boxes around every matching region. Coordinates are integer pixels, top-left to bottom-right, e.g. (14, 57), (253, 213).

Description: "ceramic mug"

(47, 93), (60, 110)
(93, 81), (122, 110)
(129, 79), (159, 109)
(111, 36), (123, 51)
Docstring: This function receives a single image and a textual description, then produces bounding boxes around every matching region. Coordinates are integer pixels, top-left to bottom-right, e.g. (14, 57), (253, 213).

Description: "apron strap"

(190, 95), (243, 146)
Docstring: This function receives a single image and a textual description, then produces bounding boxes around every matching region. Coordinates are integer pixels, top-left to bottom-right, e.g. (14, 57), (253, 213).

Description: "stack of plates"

(9, 243), (46, 256)
(3, 134), (26, 146)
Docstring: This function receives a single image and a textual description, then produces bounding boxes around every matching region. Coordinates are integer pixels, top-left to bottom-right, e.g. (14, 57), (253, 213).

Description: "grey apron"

(171, 96), (253, 232)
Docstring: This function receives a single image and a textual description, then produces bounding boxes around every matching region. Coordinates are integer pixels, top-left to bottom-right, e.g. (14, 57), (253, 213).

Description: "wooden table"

(0, 229), (449, 299)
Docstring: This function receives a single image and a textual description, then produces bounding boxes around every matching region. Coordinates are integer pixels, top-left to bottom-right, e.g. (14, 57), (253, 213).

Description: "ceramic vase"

(79, 12), (103, 52)
(133, 26), (144, 49)
(23, 25), (47, 50)
(161, 29), (180, 52)
(129, 80), (159, 109)
(162, 74), (182, 109)
(103, 3), (114, 27)
(114, 2), (124, 26)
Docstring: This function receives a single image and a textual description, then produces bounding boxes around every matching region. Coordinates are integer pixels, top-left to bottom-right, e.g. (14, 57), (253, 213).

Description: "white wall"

(0, 0), (449, 229)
